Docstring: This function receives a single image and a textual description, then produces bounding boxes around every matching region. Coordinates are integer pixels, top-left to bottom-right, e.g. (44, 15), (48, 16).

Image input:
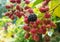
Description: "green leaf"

(29, 39), (35, 42)
(32, 0), (43, 8)
(50, 0), (60, 17)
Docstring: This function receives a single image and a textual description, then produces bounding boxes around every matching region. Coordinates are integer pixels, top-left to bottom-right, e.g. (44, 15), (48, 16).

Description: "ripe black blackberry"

(28, 14), (37, 22)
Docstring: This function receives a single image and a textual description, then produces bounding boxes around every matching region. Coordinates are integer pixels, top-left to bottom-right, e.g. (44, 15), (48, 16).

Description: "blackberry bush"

(4, 0), (57, 42)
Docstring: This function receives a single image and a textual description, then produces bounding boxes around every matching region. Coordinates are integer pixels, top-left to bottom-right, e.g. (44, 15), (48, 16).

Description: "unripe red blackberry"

(42, 1), (48, 7)
(17, 14), (22, 18)
(23, 25), (30, 31)
(14, 10), (22, 18)
(15, 0), (21, 4)
(39, 6), (49, 13)
(30, 22), (34, 25)
(38, 28), (43, 34)
(46, 24), (51, 28)
(16, 5), (20, 10)
(5, 12), (10, 16)
(20, 11), (24, 16)
(45, 6), (49, 11)
(10, 15), (15, 20)
(43, 20), (51, 25)
(5, 4), (13, 9)
(5, 5), (11, 9)
(24, 33), (30, 39)
(32, 35), (39, 42)
(24, 17), (29, 24)
(24, 15), (28, 18)
(36, 19), (41, 25)
(39, 7), (46, 13)
(30, 28), (37, 35)
(41, 24), (46, 29)
(28, 14), (37, 22)
(9, 14), (15, 20)
(44, 12), (51, 18)
(28, 8), (34, 13)
(38, 28), (46, 34)
(32, 23), (37, 28)
(16, 5), (23, 11)
(38, 25), (46, 34)
(9, 14), (12, 18)
(10, 0), (15, 3)
(25, 0), (30, 4)
(42, 28), (46, 34)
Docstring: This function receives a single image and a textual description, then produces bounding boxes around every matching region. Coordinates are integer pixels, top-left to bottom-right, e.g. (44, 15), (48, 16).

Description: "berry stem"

(38, 34), (43, 42)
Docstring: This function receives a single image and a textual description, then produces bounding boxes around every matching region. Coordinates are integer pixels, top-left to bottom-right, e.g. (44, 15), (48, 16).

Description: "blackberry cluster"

(28, 14), (37, 22)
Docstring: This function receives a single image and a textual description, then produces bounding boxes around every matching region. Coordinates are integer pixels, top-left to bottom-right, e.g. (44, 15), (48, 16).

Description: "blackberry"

(28, 14), (37, 22)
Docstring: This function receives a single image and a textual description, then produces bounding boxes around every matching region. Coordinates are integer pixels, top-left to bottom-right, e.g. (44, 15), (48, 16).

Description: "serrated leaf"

(32, 0), (43, 8)
(54, 5), (60, 17)
(50, 0), (60, 17)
